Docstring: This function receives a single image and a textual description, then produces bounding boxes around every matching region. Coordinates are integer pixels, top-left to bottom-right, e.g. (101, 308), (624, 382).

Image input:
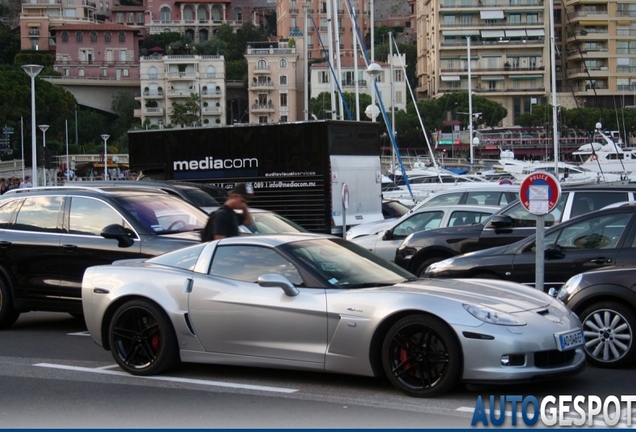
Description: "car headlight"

(425, 258), (454, 274)
(463, 303), (526, 326)
(556, 273), (583, 301)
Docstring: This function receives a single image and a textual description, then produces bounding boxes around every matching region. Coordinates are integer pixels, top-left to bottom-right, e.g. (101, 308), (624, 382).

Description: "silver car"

(350, 205), (499, 261)
(82, 234), (585, 397)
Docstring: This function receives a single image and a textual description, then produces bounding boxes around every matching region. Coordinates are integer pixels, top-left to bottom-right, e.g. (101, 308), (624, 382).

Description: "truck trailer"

(127, 120), (384, 234)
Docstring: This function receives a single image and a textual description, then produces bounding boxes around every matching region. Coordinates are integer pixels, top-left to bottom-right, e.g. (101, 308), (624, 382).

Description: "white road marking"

(67, 331), (91, 336)
(33, 363), (299, 394)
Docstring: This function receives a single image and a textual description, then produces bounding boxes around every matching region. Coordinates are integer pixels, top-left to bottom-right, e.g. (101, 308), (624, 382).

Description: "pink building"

(52, 23), (141, 80)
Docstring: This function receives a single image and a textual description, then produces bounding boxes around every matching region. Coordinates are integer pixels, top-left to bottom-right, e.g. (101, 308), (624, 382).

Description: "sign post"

(519, 172), (561, 292)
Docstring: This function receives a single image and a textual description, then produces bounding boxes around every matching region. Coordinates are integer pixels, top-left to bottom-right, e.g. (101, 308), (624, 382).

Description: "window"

(137, 12), (144, 23)
(61, 31), (68, 43)
(149, 66), (158, 79)
(280, 116), (288, 122)
(280, 75), (287, 85)
(69, 198), (126, 236)
(78, 68), (85, 77)
(15, 197), (63, 233)
(394, 69), (403, 81)
(160, 7), (171, 22)
(105, 49), (114, 62)
(123, 68), (129, 77)
(509, 14), (521, 24)
(90, 31), (97, 43)
(540, 213), (631, 252)
(258, 116), (268, 123)
(101, 68), (107, 77)
(280, 93), (288, 107)
(63, 68), (69, 76)
(207, 65), (216, 78)
(233, 7), (242, 21)
(279, 58), (288, 69)
(183, 8), (193, 20)
(393, 211), (444, 238)
(0, 200), (21, 229)
(119, 50), (127, 61)
(116, 12), (123, 23)
(526, 13), (538, 24)
(210, 245), (303, 285)
(320, 71), (329, 83)
(118, 31), (125, 43)
(76, 31), (83, 43)
(395, 91), (403, 104)
(257, 59), (268, 70)
(104, 32), (111, 43)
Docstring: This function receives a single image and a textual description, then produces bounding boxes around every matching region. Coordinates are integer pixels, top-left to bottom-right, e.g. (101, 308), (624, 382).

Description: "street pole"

(39, 124), (49, 186)
(22, 64), (43, 187)
(467, 36), (474, 166)
(101, 134), (110, 180)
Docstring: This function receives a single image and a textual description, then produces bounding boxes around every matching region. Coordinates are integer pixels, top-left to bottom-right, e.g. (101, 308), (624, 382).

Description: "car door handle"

(61, 244), (78, 251)
(590, 257), (612, 264)
(183, 277), (193, 293)
(0, 241), (11, 248)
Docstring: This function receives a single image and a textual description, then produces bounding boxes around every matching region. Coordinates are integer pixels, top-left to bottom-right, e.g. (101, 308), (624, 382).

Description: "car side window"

(0, 199), (22, 228)
(466, 192), (501, 206)
(570, 192), (629, 218)
(210, 245), (303, 286)
(537, 212), (632, 251)
(502, 195), (567, 228)
(69, 197), (129, 236)
(393, 211), (443, 237)
(14, 196), (63, 233)
(450, 210), (492, 226)
(422, 193), (462, 207)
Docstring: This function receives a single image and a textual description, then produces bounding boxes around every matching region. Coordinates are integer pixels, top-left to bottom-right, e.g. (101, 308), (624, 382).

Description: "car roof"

(1, 185), (170, 198)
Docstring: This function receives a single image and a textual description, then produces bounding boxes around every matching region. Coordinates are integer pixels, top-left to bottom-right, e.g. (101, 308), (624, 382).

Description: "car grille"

(534, 349), (576, 368)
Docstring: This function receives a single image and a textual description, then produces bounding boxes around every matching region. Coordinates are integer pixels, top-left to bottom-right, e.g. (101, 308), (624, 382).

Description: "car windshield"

(282, 238), (416, 288)
(115, 194), (208, 233)
(245, 212), (308, 234)
(181, 187), (221, 208)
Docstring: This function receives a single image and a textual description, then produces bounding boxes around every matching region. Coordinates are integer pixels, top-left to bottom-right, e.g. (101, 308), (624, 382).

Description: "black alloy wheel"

(382, 314), (461, 397)
(109, 300), (180, 375)
(0, 279), (20, 330)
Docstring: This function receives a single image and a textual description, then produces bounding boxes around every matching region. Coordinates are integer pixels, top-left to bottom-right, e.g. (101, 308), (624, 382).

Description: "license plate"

(554, 329), (584, 351)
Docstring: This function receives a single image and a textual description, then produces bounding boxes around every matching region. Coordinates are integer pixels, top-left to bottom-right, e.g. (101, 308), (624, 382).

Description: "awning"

(506, 29), (527, 38)
(526, 29), (545, 37)
(579, 20), (608, 25)
(441, 75), (461, 81)
(480, 10), (504, 19)
(481, 30), (505, 38)
(481, 76), (505, 81)
(442, 30), (481, 36)
(509, 75), (543, 79)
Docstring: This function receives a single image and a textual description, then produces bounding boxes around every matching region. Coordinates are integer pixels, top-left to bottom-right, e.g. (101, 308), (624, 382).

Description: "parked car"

(347, 184), (519, 240)
(557, 266), (636, 369)
(81, 180), (227, 213)
(0, 185), (209, 329)
(351, 204), (498, 261)
(82, 233), (585, 397)
(423, 204), (636, 292)
(382, 199), (411, 219)
(395, 185), (636, 276)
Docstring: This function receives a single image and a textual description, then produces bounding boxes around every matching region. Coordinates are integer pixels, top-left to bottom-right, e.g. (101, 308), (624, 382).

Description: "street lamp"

(22, 64), (43, 188)
(366, 63), (381, 122)
(38, 124), (49, 186)
(101, 134), (110, 180)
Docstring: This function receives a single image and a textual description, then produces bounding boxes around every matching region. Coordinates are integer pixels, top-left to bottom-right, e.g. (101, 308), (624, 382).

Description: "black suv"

(0, 186), (209, 329)
(395, 185), (636, 276)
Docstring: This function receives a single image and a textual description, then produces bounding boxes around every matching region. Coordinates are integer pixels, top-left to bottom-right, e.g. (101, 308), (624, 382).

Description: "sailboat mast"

(549, 0), (559, 173)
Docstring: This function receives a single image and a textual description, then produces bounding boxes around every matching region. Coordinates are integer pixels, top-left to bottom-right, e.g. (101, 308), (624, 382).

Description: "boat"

(571, 127), (636, 179)
(498, 148), (627, 186)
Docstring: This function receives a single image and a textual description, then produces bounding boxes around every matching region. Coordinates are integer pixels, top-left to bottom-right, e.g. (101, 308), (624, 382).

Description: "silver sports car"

(82, 233), (586, 397)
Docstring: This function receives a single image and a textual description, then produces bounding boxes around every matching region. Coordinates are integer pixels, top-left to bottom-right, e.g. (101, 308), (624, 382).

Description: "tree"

(0, 24), (19, 65)
(194, 38), (228, 56)
(141, 32), (184, 52)
(170, 93), (200, 127)
(111, 91), (139, 151)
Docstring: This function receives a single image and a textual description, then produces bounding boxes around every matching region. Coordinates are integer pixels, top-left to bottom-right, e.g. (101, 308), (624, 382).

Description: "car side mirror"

(258, 274), (299, 297)
(101, 224), (135, 248)
(382, 229), (394, 240)
(487, 215), (513, 229)
(545, 243), (564, 259)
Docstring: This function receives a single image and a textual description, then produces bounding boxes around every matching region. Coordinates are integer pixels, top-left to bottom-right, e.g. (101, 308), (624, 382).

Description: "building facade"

(415, 0), (636, 126)
(135, 54), (226, 127)
(310, 54), (408, 114)
(244, 40), (301, 123)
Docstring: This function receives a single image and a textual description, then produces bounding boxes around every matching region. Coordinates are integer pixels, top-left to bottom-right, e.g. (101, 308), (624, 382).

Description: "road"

(1, 312), (635, 429)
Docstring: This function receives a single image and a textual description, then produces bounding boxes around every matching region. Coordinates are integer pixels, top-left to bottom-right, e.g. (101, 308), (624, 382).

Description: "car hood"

(387, 277), (553, 312)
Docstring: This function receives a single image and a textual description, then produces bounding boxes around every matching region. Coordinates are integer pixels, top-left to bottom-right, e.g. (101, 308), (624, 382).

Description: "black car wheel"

(109, 299), (180, 375)
(0, 278), (20, 330)
(580, 301), (636, 368)
(382, 314), (461, 397)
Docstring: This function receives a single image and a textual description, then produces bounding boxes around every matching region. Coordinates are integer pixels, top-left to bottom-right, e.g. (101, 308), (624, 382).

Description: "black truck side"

(128, 120), (384, 234)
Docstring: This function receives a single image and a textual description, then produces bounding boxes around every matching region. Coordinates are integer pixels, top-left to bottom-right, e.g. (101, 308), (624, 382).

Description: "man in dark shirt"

(202, 183), (254, 241)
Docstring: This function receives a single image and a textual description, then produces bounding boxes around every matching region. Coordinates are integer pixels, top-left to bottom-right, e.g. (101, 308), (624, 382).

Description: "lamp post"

(22, 64), (43, 188)
(38, 124), (49, 186)
(101, 134), (110, 180)
(366, 63), (381, 123)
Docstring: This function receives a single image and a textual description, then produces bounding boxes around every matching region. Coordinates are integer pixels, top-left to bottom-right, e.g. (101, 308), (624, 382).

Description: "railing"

(440, 0), (543, 7)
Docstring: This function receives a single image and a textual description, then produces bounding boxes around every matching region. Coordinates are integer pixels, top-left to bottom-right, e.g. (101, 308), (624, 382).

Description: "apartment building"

(416, 0), (636, 126)
(276, 0), (369, 60)
(52, 23), (140, 79)
(20, 0), (111, 51)
(310, 54), (408, 113)
(244, 40), (301, 123)
(135, 53), (226, 127)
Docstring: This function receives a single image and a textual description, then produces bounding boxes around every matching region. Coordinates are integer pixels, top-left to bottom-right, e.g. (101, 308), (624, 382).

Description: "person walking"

(201, 183), (254, 241)
(19, 175), (32, 188)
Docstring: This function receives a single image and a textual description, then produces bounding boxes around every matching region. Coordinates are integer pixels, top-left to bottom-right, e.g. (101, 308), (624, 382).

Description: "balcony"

(201, 88), (222, 98)
(202, 106), (222, 113)
(251, 103), (275, 113)
(134, 107), (164, 116)
(166, 72), (196, 79)
(143, 90), (164, 98)
(22, 0), (62, 6)
(250, 80), (274, 91)
(253, 66), (271, 75)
